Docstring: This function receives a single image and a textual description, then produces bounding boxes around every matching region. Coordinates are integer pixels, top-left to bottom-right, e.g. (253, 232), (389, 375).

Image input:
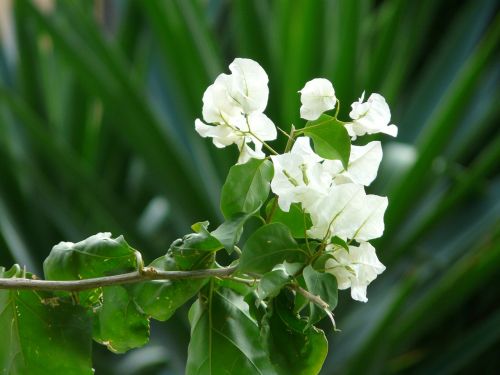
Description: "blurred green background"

(0, 0), (498, 374)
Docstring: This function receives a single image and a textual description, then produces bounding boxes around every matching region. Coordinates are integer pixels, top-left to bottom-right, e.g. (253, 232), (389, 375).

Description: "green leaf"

(256, 266), (292, 302)
(264, 294), (328, 375)
(132, 254), (209, 321)
(330, 236), (349, 251)
(303, 114), (351, 168)
(0, 265), (93, 375)
(220, 158), (274, 218)
(43, 233), (138, 280)
(302, 265), (338, 326)
(240, 223), (308, 274)
(211, 212), (255, 254)
(92, 285), (149, 353)
(170, 221), (222, 270)
(267, 200), (312, 238)
(186, 286), (275, 374)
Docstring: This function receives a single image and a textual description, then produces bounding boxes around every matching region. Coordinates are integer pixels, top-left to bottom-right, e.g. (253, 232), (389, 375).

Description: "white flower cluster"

(195, 58), (277, 164)
(196, 58), (398, 302)
(270, 137), (387, 302)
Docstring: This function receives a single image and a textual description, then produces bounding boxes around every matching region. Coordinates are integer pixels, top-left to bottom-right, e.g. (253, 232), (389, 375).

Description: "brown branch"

(0, 265), (237, 292)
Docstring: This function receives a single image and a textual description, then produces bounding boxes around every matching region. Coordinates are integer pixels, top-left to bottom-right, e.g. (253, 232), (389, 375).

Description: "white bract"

(325, 242), (385, 302)
(270, 137), (331, 211)
(346, 92), (398, 140)
(194, 58), (277, 163)
(306, 183), (387, 242)
(227, 58), (269, 114)
(323, 141), (383, 186)
(299, 78), (337, 121)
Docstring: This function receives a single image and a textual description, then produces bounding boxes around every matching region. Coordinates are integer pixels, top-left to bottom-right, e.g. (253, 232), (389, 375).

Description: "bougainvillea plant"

(0, 58), (397, 375)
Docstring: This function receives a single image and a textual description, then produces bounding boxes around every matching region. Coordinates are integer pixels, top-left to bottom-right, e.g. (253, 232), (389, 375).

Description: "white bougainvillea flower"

(195, 58), (276, 161)
(270, 136), (330, 211)
(323, 141), (383, 186)
(299, 78), (337, 121)
(307, 183), (387, 242)
(345, 92), (398, 140)
(325, 242), (385, 302)
(201, 74), (241, 125)
(196, 112), (276, 164)
(227, 58), (269, 114)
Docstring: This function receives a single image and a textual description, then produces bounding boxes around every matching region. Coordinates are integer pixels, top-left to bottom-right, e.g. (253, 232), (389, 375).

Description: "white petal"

(299, 78), (337, 121)
(380, 124), (398, 137)
(336, 194), (388, 241)
(195, 119), (239, 148)
(270, 137), (329, 211)
(201, 74), (241, 124)
(246, 112), (277, 141)
(290, 136), (324, 164)
(324, 141), (383, 186)
(228, 58), (269, 114)
(306, 183), (365, 240)
(346, 141), (382, 185)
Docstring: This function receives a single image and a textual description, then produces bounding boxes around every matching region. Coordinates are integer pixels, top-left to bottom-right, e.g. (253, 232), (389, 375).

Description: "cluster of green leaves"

(0, 232), (214, 374)
(1, 119), (349, 373)
(0, 1), (498, 374)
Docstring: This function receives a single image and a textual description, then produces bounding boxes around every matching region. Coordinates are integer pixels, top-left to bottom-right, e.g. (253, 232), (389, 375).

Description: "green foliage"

(240, 223), (308, 274)
(256, 266), (292, 302)
(302, 265), (338, 326)
(170, 222), (221, 270)
(132, 255), (208, 322)
(43, 234), (138, 281)
(264, 294), (328, 375)
(266, 200), (312, 238)
(220, 158), (274, 218)
(303, 114), (351, 168)
(186, 286), (275, 375)
(212, 212), (256, 254)
(92, 286), (149, 353)
(0, 266), (93, 375)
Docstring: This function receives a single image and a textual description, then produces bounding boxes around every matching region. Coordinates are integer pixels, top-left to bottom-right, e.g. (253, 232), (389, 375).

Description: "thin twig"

(292, 284), (329, 310)
(0, 265), (238, 292)
(291, 284), (338, 331)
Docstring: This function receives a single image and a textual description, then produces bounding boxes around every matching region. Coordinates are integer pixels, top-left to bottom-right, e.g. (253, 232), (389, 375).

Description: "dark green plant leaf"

(267, 200), (312, 238)
(170, 221), (222, 270)
(132, 254), (209, 322)
(211, 211), (256, 254)
(220, 158), (273, 218)
(303, 114), (351, 168)
(43, 232), (138, 280)
(263, 294), (328, 375)
(256, 266), (292, 302)
(302, 265), (338, 326)
(240, 223), (308, 274)
(0, 265), (93, 375)
(92, 285), (149, 353)
(186, 286), (275, 374)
